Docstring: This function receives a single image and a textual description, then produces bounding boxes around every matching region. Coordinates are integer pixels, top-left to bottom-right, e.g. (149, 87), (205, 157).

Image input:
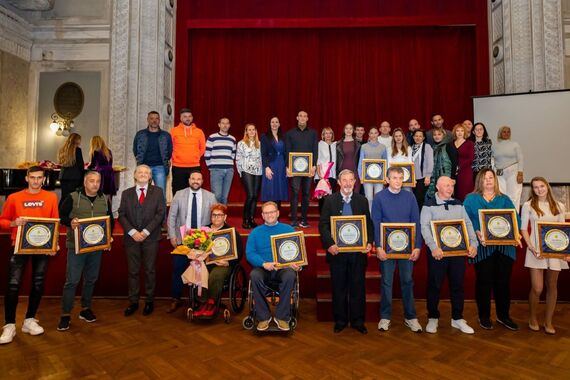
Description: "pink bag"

(313, 162), (334, 200)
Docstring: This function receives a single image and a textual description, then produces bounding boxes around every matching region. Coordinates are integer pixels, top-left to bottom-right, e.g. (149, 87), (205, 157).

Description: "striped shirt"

(205, 132), (237, 169)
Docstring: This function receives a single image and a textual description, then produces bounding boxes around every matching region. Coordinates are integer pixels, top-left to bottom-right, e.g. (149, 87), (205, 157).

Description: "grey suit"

(118, 184), (165, 303)
(167, 186), (217, 299)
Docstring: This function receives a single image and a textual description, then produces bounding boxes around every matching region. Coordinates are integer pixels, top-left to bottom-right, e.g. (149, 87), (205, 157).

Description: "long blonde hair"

(241, 123), (260, 148)
(58, 133), (81, 167)
(390, 128), (409, 158)
(89, 136), (111, 161)
(528, 177), (561, 217)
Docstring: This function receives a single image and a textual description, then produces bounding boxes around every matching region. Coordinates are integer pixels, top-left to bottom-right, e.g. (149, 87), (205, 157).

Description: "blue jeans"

(61, 249), (103, 314)
(379, 259), (417, 320)
(209, 168), (234, 204)
(150, 165), (167, 201)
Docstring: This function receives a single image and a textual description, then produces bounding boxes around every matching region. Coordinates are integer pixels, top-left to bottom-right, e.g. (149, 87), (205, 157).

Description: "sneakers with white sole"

(22, 318), (44, 336)
(377, 319), (391, 331)
(451, 319), (475, 334)
(0, 324), (16, 344)
(404, 318), (423, 333)
(425, 318), (439, 334)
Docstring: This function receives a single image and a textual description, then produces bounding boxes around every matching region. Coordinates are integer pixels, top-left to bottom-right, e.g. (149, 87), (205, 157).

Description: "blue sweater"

(246, 223), (295, 267)
(371, 188), (422, 248)
(463, 193), (521, 263)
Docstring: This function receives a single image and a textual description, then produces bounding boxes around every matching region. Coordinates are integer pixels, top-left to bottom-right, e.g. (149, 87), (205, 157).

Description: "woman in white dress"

(520, 177), (569, 334)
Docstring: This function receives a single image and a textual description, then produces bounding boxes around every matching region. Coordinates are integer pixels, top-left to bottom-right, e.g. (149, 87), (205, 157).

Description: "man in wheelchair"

(246, 201), (300, 331)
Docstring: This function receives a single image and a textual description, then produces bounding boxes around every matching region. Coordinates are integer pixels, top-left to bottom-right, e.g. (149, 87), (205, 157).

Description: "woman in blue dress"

(260, 117), (288, 207)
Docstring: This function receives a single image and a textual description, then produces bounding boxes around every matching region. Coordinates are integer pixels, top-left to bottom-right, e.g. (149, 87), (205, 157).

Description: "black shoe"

(352, 325), (368, 335)
(242, 221), (251, 229)
(79, 308), (97, 323)
(496, 317), (519, 331)
(143, 302), (154, 316)
(57, 316), (71, 331)
(124, 303), (138, 317)
(478, 318), (493, 330)
(249, 218), (258, 228)
(334, 323), (346, 333)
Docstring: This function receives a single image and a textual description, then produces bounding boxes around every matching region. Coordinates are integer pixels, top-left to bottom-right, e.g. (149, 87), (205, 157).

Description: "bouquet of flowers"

(182, 226), (214, 253)
(179, 226), (214, 294)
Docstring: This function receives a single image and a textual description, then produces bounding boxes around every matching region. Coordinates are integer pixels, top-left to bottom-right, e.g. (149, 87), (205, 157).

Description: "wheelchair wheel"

(223, 309), (231, 324)
(290, 317), (297, 330)
(242, 316), (254, 330)
(186, 308), (194, 321)
(229, 265), (247, 313)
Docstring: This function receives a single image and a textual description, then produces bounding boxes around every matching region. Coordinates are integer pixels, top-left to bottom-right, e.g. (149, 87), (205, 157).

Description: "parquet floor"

(0, 298), (568, 379)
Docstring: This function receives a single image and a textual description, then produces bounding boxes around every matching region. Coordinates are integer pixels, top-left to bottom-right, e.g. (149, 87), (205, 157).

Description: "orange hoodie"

(170, 122), (206, 167)
(0, 189), (59, 245)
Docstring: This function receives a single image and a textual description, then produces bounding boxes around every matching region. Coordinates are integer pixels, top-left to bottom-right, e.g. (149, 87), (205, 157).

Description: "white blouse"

(236, 141), (262, 176)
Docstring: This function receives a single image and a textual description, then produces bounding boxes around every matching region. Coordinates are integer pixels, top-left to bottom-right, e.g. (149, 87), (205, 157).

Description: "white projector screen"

(473, 90), (570, 184)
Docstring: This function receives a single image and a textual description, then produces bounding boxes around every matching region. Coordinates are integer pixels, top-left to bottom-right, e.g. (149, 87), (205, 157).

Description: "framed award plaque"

(74, 216), (112, 254)
(430, 219), (470, 257)
(14, 217), (60, 255)
(389, 162), (416, 187)
(478, 209), (520, 245)
(289, 152), (313, 176)
(361, 159), (387, 184)
(206, 227), (239, 263)
(536, 221), (570, 259)
(381, 223), (416, 259)
(271, 231), (308, 268)
(331, 215), (368, 252)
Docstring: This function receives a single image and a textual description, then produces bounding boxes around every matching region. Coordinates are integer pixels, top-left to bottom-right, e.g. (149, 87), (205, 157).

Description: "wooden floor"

(0, 298), (569, 379)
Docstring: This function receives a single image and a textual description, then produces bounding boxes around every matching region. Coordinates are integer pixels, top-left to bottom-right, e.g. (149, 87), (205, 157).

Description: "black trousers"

(290, 176), (312, 223)
(413, 178), (428, 211)
(241, 172), (261, 221)
(5, 254), (49, 324)
(125, 239), (159, 304)
(172, 166), (201, 196)
(474, 252), (514, 320)
(426, 252), (465, 320)
(328, 252), (367, 327)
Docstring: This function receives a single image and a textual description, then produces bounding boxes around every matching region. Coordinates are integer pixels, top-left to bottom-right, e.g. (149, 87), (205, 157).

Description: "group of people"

(0, 107), (566, 345)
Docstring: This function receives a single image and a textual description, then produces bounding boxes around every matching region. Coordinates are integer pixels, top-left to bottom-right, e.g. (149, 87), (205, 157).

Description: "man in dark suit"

(118, 165), (166, 316)
(319, 169), (374, 334)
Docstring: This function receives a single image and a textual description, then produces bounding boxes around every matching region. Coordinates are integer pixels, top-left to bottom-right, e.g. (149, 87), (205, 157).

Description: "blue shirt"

(246, 222), (295, 267)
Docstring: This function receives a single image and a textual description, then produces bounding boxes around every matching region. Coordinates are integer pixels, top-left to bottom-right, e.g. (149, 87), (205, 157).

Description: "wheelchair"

(242, 271), (300, 332)
(186, 263), (248, 323)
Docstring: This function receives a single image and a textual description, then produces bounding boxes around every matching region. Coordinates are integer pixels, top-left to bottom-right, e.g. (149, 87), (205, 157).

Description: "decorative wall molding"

(0, 5), (33, 61)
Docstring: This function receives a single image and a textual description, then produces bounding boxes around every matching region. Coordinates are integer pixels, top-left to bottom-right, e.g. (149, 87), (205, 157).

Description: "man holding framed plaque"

(420, 176), (477, 335)
(246, 202), (299, 332)
(119, 165), (166, 317)
(371, 166), (423, 333)
(57, 171), (114, 331)
(285, 110), (318, 228)
(319, 169), (374, 334)
(0, 166), (59, 345)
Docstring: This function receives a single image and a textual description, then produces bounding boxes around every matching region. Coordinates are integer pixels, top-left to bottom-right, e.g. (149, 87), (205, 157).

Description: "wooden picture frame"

(478, 209), (520, 246)
(288, 152), (313, 176)
(381, 222), (416, 259)
(536, 221), (570, 259)
(271, 231), (308, 268)
(14, 217), (60, 255)
(74, 216), (112, 254)
(389, 162), (416, 187)
(206, 227), (239, 263)
(361, 159), (387, 184)
(430, 219), (470, 257)
(331, 215), (368, 252)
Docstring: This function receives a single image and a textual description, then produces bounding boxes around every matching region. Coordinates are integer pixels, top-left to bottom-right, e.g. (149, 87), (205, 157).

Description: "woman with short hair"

(492, 126), (524, 210)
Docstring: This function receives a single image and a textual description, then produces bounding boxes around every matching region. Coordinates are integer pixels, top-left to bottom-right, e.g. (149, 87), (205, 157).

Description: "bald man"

(420, 176), (478, 335)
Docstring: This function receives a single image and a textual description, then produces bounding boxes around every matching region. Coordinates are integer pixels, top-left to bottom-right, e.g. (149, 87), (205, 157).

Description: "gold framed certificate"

(14, 217), (60, 255)
(537, 222), (570, 259)
(206, 227), (239, 263)
(331, 215), (368, 252)
(478, 209), (520, 245)
(430, 219), (470, 257)
(381, 223), (416, 259)
(288, 152), (313, 176)
(271, 231), (308, 268)
(389, 162), (415, 187)
(74, 216), (112, 254)
(361, 159), (387, 183)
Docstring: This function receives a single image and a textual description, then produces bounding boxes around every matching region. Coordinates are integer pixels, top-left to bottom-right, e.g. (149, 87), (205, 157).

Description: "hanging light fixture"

(49, 81), (84, 137)
(49, 112), (75, 136)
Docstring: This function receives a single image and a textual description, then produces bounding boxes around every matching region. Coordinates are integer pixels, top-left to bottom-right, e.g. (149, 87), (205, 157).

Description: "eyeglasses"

(262, 210), (278, 215)
(211, 213), (226, 218)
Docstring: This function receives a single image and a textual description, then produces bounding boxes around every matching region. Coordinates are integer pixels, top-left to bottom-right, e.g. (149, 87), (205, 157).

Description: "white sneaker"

(22, 318), (44, 336)
(404, 318), (423, 333)
(377, 319), (391, 331)
(0, 324), (16, 344)
(426, 318), (438, 334)
(451, 319), (475, 334)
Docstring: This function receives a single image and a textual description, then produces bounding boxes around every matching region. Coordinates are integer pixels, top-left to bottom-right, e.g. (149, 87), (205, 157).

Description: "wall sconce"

(49, 112), (75, 136)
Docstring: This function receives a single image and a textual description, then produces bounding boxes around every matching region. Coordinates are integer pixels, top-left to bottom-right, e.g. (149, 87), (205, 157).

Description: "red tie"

(139, 188), (145, 205)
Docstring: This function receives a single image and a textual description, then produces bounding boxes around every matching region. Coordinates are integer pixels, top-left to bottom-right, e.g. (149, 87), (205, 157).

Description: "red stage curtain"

(187, 27), (477, 201)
